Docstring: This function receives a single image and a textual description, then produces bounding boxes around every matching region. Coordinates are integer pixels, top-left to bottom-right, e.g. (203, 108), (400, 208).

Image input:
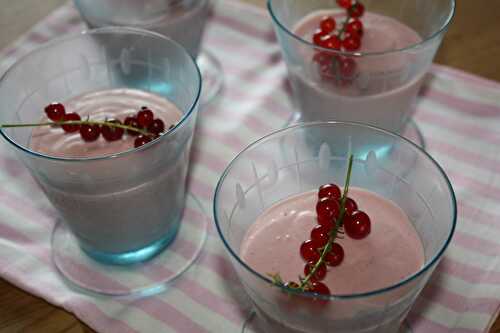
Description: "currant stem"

(298, 154), (354, 291)
(0, 120), (151, 136)
(338, 1), (357, 39)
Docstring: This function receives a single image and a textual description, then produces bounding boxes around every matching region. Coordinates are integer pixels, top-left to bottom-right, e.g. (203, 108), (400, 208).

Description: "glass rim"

(213, 121), (457, 300)
(267, 0), (456, 57)
(74, 0), (208, 27)
(0, 26), (202, 162)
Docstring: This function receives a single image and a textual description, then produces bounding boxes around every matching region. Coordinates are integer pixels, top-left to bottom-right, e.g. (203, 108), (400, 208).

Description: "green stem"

(0, 120), (151, 136)
(338, 2), (356, 40)
(299, 154), (354, 291)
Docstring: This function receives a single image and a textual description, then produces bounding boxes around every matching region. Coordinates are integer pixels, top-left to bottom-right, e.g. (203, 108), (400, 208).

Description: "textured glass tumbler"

(0, 28), (201, 266)
(268, 0), (455, 134)
(214, 122), (456, 332)
(74, 0), (223, 106)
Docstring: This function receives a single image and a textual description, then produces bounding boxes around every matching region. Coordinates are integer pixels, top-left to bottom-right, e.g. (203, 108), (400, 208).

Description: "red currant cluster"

(44, 103), (167, 148)
(312, 0), (365, 83)
(295, 183), (371, 296)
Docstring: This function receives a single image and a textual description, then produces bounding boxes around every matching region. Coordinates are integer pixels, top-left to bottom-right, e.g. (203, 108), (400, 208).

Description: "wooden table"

(0, 1), (499, 332)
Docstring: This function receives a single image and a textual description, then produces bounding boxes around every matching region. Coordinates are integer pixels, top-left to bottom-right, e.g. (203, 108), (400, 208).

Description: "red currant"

(134, 134), (152, 148)
(101, 119), (125, 141)
(147, 118), (165, 135)
(318, 61), (334, 80)
(61, 113), (81, 133)
(310, 224), (331, 248)
(342, 36), (361, 51)
(313, 29), (328, 46)
(44, 103), (66, 121)
(309, 281), (330, 295)
(304, 262), (327, 281)
(318, 183), (341, 200)
(324, 243), (344, 266)
(137, 108), (154, 127)
(300, 240), (321, 262)
(316, 197), (340, 226)
(344, 210), (371, 239)
(338, 57), (357, 77)
(344, 197), (358, 215)
(319, 16), (336, 34)
(79, 124), (100, 142)
(336, 0), (352, 9)
(313, 52), (333, 67)
(319, 35), (341, 50)
(124, 116), (141, 136)
(349, 3), (365, 18)
(346, 19), (363, 36)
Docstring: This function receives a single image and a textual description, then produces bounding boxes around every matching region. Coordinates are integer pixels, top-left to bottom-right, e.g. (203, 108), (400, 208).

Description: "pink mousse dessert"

(240, 186), (424, 331)
(74, 0), (210, 58)
(290, 10), (424, 133)
(29, 88), (188, 257)
(241, 188), (424, 294)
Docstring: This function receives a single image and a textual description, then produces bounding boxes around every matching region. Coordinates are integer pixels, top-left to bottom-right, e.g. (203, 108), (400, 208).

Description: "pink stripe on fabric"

(130, 297), (210, 333)
(214, 13), (274, 42)
(436, 257), (500, 285)
(432, 64), (500, 90)
(427, 139), (500, 175)
(0, 191), (53, 226)
(416, 111), (500, 144)
(208, 34), (283, 69)
(69, 299), (140, 333)
(188, 178), (214, 200)
(183, 207), (217, 237)
(46, 16), (80, 34)
(459, 201), (500, 231)
(144, 264), (245, 325)
(0, 226), (127, 295)
(0, 223), (35, 245)
(0, 156), (28, 178)
(422, 282), (500, 314)
(446, 170), (500, 202)
(180, 242), (239, 285)
(421, 88), (500, 118)
(408, 313), (482, 333)
(452, 231), (500, 257)
(199, 126), (249, 152)
(26, 31), (51, 44)
(191, 146), (229, 172)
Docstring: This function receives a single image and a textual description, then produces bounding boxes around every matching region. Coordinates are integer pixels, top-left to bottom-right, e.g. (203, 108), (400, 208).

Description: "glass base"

(197, 49), (224, 107)
(52, 193), (208, 297)
(81, 218), (181, 265)
(241, 310), (413, 333)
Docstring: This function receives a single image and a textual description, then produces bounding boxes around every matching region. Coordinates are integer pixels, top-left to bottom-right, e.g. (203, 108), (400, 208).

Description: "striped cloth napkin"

(1, 1), (500, 332)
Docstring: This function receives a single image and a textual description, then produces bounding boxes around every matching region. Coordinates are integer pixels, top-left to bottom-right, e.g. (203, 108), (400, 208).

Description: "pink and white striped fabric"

(1, 1), (500, 332)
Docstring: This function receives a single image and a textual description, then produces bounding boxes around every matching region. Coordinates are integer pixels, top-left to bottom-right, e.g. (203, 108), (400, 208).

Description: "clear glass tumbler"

(268, 0), (455, 135)
(74, 0), (223, 106)
(0, 28), (203, 294)
(214, 122), (456, 332)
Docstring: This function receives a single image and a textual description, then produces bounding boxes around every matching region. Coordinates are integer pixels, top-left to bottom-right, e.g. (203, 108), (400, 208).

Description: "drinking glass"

(268, 0), (455, 141)
(0, 27), (207, 296)
(74, 0), (224, 106)
(214, 122), (456, 332)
